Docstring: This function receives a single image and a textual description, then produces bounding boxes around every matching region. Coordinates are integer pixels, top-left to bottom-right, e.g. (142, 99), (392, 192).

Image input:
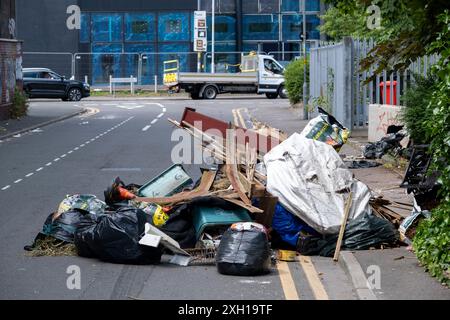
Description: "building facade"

(17, 0), (323, 85)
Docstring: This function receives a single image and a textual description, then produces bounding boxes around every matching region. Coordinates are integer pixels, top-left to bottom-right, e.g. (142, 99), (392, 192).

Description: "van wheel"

(266, 92), (278, 99)
(203, 86), (218, 99)
(68, 87), (82, 101)
(278, 85), (288, 99)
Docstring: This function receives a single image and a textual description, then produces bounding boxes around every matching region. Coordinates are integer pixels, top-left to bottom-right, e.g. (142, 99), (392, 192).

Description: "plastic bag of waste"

(74, 207), (162, 264)
(39, 210), (86, 243)
(363, 130), (406, 159)
(272, 203), (319, 247)
(216, 222), (271, 276)
(57, 194), (107, 216)
(297, 213), (399, 257)
(300, 107), (350, 151)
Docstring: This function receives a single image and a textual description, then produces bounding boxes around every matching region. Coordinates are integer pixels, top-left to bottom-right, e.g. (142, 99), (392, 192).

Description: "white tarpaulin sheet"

(264, 133), (372, 235)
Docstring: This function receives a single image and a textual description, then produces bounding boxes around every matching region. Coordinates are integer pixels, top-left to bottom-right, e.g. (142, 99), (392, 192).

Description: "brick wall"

(0, 39), (22, 120)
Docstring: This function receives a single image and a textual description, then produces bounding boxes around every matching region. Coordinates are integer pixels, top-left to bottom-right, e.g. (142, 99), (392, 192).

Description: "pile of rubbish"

(25, 107), (401, 276)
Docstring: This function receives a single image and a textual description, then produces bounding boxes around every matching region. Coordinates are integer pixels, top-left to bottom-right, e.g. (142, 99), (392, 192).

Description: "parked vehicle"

(22, 68), (90, 101)
(163, 53), (287, 100)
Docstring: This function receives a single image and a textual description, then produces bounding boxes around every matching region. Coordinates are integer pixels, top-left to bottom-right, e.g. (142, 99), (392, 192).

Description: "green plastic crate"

(192, 205), (252, 240)
(137, 164), (193, 198)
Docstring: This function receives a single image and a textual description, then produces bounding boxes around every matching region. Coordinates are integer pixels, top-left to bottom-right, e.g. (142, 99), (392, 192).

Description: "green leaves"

(284, 59), (309, 105)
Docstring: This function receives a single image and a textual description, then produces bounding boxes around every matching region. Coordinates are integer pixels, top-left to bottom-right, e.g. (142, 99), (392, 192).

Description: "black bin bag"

(74, 207), (162, 264)
(216, 222), (271, 276)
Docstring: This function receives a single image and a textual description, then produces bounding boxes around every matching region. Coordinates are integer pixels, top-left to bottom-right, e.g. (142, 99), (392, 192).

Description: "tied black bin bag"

(216, 222), (271, 276)
(74, 207), (162, 264)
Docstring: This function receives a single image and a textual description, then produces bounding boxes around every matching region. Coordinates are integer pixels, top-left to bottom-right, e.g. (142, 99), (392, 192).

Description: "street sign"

(194, 11), (207, 52)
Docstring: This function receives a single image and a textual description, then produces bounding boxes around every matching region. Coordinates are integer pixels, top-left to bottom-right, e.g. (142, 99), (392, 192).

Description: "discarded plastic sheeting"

(297, 213), (399, 257)
(264, 133), (372, 235)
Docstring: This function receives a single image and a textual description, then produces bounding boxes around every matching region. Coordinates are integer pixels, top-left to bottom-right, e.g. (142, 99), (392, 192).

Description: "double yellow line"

(232, 108), (328, 300)
(277, 255), (329, 300)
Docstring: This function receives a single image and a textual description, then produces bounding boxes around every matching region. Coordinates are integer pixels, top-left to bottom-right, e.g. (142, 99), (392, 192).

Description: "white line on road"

(157, 113), (164, 118)
(142, 125), (151, 132)
(151, 119), (158, 125)
(3, 116), (136, 192)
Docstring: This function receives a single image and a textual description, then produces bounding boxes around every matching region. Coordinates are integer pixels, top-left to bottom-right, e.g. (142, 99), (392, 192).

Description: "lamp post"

(211, 0), (215, 73)
(302, 0), (308, 120)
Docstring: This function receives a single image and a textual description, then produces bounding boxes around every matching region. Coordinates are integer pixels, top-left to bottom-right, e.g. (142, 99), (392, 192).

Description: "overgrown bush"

(284, 58), (309, 105)
(400, 75), (438, 144)
(9, 86), (29, 119)
(413, 203), (450, 285)
(412, 12), (450, 286)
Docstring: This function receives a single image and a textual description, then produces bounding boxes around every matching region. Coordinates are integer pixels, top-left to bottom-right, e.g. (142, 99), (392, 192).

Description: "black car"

(23, 68), (90, 101)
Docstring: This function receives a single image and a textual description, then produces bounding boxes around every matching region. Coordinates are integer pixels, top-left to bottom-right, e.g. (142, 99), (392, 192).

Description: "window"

(243, 14), (279, 41)
(23, 72), (39, 78)
(259, 0), (279, 13)
(264, 58), (284, 75)
(92, 14), (123, 42)
(216, 23), (228, 33)
(166, 19), (181, 33)
(306, 0), (320, 12)
(80, 13), (90, 43)
(243, 0), (259, 13)
(207, 15), (236, 41)
(132, 21), (149, 34)
(125, 13), (155, 42)
(282, 14), (302, 41)
(249, 23), (272, 33)
(158, 13), (189, 41)
(282, 0), (300, 12)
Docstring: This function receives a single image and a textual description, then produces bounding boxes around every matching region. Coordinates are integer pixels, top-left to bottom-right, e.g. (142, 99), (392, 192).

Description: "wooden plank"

(333, 192), (353, 262)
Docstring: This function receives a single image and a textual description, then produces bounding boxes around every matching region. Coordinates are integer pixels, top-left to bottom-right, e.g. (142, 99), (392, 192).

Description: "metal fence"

(309, 37), (438, 130)
(25, 51), (294, 87)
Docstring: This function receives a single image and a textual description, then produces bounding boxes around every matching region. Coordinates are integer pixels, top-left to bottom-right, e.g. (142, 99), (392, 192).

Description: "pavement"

(0, 95), (447, 300)
(0, 101), (86, 140)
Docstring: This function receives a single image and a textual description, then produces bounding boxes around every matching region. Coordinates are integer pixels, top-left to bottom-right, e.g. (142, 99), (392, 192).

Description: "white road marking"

(3, 116), (135, 192)
(157, 113), (164, 118)
(151, 119), (158, 125)
(142, 125), (151, 132)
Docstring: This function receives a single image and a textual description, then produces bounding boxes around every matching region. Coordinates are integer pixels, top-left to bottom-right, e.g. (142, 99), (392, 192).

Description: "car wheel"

(68, 88), (82, 101)
(265, 92), (278, 99)
(202, 86), (218, 99)
(278, 85), (288, 99)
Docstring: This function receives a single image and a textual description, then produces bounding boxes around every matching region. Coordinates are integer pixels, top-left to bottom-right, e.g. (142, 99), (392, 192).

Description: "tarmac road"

(0, 97), (356, 300)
